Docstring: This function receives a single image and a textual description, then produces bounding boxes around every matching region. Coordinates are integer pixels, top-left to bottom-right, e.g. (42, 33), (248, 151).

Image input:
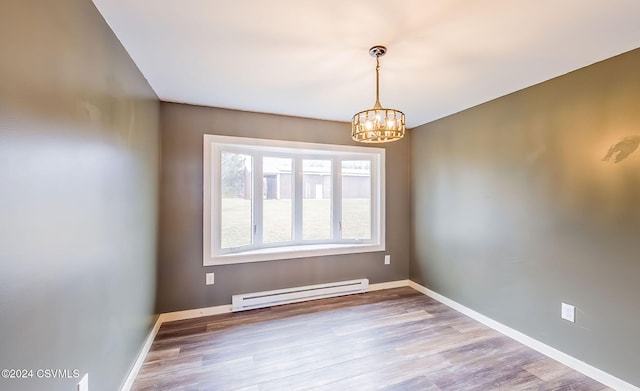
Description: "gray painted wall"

(0, 1), (159, 391)
(4, 0), (635, 387)
(157, 103), (410, 312)
(410, 48), (640, 386)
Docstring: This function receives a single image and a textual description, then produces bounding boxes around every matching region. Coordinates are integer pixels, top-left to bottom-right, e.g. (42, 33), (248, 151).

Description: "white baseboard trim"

(156, 280), (410, 324)
(157, 280), (411, 322)
(407, 281), (639, 391)
(158, 304), (232, 323)
(123, 280), (637, 391)
(120, 316), (162, 391)
(368, 279), (410, 291)
(119, 305), (231, 391)
(119, 280), (408, 389)
(155, 279), (412, 324)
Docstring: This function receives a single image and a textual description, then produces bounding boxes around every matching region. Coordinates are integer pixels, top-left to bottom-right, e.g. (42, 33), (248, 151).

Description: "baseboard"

(158, 304), (232, 323)
(407, 281), (639, 391)
(157, 280), (411, 321)
(120, 315), (162, 391)
(119, 280), (408, 389)
(368, 279), (410, 291)
(119, 305), (231, 391)
(155, 279), (412, 324)
(155, 280), (409, 323)
(123, 279), (638, 391)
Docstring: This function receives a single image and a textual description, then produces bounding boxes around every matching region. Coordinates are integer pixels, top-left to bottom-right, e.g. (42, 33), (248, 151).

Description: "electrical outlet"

(77, 373), (88, 391)
(206, 272), (215, 285)
(384, 255), (391, 265)
(561, 303), (575, 323)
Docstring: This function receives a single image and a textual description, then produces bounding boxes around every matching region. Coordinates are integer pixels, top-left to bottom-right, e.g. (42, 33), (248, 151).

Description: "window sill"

(204, 243), (385, 265)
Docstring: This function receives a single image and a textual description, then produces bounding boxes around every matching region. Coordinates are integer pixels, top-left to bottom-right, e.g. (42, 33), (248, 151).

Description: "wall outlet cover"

(206, 272), (215, 285)
(78, 373), (88, 391)
(384, 255), (391, 265)
(561, 303), (575, 323)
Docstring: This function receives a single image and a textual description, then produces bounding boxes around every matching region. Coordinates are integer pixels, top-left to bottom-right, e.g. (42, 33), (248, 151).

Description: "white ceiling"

(92, 0), (640, 128)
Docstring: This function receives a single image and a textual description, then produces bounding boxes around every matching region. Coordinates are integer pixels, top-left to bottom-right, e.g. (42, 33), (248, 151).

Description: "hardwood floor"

(132, 287), (610, 390)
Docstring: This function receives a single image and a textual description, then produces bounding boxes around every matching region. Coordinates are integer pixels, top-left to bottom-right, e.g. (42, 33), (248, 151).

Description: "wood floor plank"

(131, 287), (611, 391)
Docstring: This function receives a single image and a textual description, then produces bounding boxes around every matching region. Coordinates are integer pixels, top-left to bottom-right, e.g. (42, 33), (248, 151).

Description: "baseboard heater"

(231, 278), (369, 312)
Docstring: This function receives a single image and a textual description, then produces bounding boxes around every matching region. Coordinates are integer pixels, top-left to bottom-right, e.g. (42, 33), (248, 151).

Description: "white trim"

(121, 304), (233, 390)
(204, 134), (384, 154)
(206, 243), (385, 265)
(152, 281), (410, 323)
(120, 316), (162, 391)
(158, 304), (232, 323)
(407, 281), (639, 391)
(368, 279), (410, 291)
(119, 280), (408, 389)
(203, 134), (386, 266)
(123, 280), (638, 391)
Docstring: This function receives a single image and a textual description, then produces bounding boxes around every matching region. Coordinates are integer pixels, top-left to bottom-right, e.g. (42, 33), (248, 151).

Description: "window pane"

(263, 157), (293, 243)
(302, 159), (332, 240)
(221, 152), (252, 248)
(341, 160), (371, 240)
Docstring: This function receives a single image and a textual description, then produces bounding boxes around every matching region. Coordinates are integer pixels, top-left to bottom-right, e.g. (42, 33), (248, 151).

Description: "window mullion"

(369, 158), (376, 243)
(253, 151), (263, 247)
(373, 156), (382, 244)
(333, 157), (342, 241)
(293, 156), (303, 242)
(211, 144), (221, 254)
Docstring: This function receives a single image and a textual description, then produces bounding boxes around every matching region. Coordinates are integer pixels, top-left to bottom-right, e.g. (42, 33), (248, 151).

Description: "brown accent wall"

(410, 48), (640, 386)
(0, 1), (159, 390)
(157, 103), (410, 312)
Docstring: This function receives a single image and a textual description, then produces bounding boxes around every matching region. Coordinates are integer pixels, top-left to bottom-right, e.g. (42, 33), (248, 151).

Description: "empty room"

(1, 0), (639, 390)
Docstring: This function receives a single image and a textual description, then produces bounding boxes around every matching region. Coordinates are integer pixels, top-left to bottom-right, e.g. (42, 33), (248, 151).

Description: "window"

(341, 160), (371, 240)
(204, 135), (385, 265)
(262, 157), (292, 243)
(220, 152), (253, 249)
(302, 159), (332, 240)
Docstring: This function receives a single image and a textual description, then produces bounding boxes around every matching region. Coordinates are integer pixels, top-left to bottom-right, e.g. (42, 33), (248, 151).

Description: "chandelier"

(352, 45), (405, 143)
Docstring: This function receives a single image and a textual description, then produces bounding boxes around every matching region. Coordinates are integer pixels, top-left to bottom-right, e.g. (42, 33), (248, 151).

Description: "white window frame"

(203, 135), (385, 265)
